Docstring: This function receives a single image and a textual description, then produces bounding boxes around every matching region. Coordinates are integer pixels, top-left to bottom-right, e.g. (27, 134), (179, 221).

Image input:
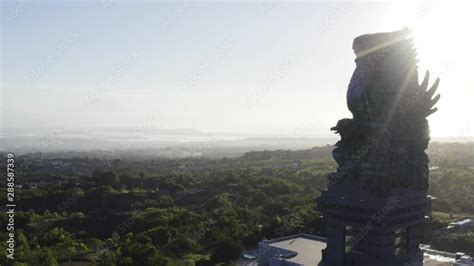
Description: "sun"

(393, 0), (474, 138)
(411, 2), (471, 75)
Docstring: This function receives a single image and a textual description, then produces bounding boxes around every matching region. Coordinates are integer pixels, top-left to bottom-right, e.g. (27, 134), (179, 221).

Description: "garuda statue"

(328, 28), (440, 196)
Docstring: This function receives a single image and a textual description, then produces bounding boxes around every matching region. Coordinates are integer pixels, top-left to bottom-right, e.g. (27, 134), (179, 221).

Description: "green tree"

(210, 238), (243, 263)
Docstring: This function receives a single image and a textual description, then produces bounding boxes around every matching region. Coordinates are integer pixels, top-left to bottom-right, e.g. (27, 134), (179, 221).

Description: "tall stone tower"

(316, 29), (440, 266)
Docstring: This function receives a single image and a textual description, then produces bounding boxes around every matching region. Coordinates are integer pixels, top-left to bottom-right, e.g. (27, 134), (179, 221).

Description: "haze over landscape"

(1, 1), (473, 153)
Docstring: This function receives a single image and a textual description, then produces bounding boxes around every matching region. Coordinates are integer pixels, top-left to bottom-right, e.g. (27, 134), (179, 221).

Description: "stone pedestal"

(317, 187), (430, 266)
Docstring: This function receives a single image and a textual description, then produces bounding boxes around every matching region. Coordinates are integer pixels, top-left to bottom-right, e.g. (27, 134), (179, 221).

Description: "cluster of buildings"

(239, 233), (474, 266)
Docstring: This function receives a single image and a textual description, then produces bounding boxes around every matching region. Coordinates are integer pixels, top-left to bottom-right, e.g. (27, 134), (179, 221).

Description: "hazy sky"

(1, 0), (473, 138)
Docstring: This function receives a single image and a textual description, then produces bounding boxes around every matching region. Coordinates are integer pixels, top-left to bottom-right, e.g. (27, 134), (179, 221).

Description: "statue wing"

(419, 70), (441, 117)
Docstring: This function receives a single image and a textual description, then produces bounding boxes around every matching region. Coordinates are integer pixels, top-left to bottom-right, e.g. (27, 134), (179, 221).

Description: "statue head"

(352, 27), (411, 59)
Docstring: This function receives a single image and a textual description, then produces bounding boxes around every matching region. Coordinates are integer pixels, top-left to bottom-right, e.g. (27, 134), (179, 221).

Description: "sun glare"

(391, 1), (474, 138)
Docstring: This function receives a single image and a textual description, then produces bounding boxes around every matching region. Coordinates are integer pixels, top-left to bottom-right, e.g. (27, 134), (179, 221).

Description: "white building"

(258, 234), (326, 266)
(447, 219), (473, 232)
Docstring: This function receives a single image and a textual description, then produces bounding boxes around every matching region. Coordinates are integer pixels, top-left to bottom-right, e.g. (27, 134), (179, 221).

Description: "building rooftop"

(450, 219), (472, 226)
(260, 234), (326, 265)
(423, 253), (455, 265)
(421, 245), (473, 266)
